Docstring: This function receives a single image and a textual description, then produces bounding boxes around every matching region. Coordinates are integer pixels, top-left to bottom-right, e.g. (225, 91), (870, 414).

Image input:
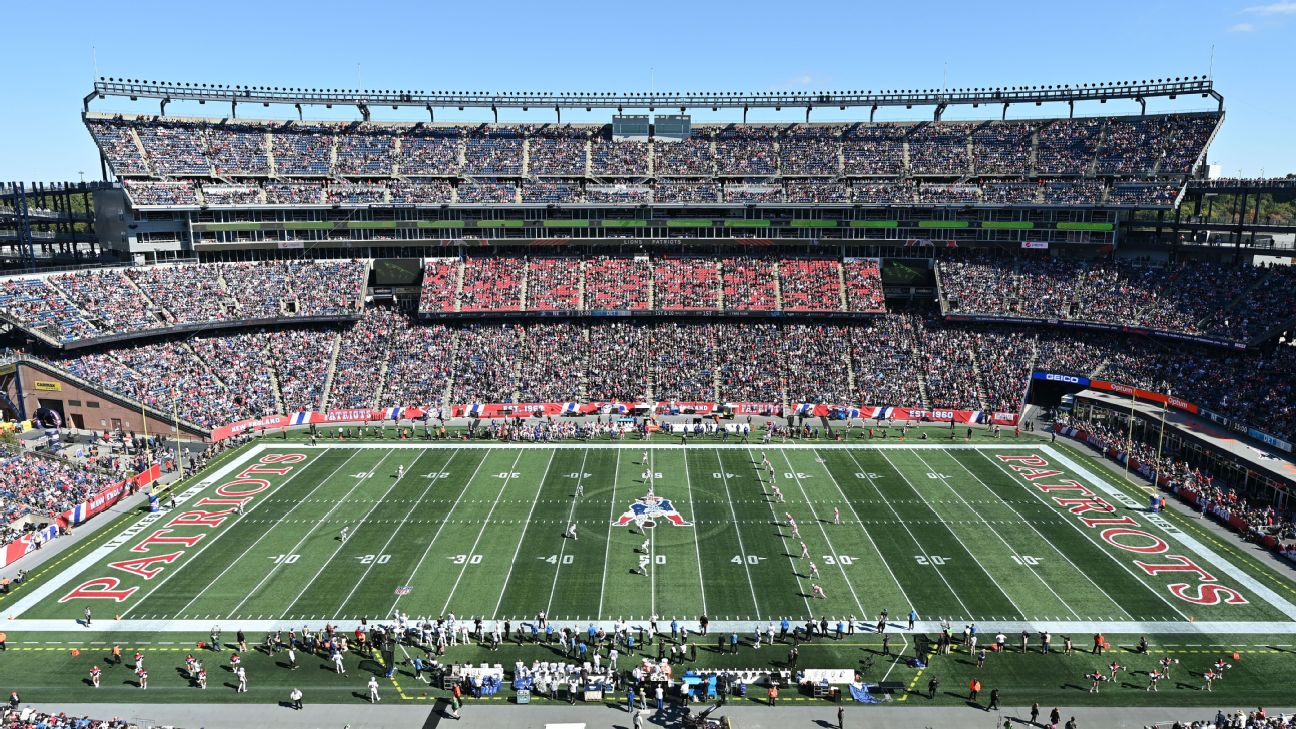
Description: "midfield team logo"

(615, 494), (692, 529)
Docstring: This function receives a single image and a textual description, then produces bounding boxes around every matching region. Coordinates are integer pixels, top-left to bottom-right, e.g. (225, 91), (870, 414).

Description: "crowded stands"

(938, 255), (1293, 344)
(90, 112), (1218, 210)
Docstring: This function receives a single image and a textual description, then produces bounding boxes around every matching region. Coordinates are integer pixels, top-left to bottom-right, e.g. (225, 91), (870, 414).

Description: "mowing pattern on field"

(14, 443), (1296, 631)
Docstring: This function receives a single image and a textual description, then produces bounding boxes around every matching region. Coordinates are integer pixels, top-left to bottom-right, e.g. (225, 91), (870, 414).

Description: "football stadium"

(1, 11), (1295, 729)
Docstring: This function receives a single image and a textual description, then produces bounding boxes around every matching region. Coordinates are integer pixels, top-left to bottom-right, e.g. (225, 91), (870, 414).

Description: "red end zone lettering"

(108, 552), (183, 580)
(1170, 583), (1249, 605)
(1100, 528), (1168, 554)
(994, 450), (1249, 610)
(55, 450), (308, 606)
(59, 577), (139, 603)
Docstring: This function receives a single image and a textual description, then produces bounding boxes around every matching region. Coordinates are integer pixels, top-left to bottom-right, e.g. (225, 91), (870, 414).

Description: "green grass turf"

(0, 630), (1290, 708)
(1, 428), (1293, 706)
(15, 437), (1291, 623)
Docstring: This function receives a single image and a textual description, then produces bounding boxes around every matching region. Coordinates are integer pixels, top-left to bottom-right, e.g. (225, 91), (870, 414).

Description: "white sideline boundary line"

(244, 443), (1045, 450)
(5, 617), (1296, 634)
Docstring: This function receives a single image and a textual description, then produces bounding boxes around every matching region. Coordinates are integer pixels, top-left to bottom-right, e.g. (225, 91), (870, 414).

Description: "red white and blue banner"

(211, 401), (1019, 441)
(3, 462), (162, 567)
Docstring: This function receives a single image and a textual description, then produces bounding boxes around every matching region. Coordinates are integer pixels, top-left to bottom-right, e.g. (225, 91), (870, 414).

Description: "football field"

(12, 438), (1296, 634)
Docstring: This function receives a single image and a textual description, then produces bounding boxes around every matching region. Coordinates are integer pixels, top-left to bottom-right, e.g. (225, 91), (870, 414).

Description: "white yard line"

(909, 449), (1081, 620)
(385, 448), (495, 617)
(130, 448), (359, 620)
(778, 451), (868, 619)
(251, 449), (415, 619)
(879, 449), (1028, 620)
(490, 449), (558, 619)
(438, 450), (528, 616)
(981, 446), (1191, 621)
(330, 449), (460, 616)
(809, 448), (913, 614)
(716, 450), (788, 621)
(680, 446), (709, 618)
(945, 449), (1132, 620)
(839, 449), (974, 620)
(594, 449), (622, 620)
(543, 449), (590, 617)
(879, 633), (910, 684)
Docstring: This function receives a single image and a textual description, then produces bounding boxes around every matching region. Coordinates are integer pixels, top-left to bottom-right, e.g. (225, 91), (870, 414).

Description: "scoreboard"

(654, 114), (692, 141)
(612, 115), (650, 140)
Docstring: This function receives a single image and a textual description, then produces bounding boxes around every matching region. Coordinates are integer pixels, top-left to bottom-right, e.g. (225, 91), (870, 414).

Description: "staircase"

(41, 276), (104, 330)
(392, 138), (402, 177)
(317, 331), (344, 411)
(453, 260), (466, 312)
(1027, 126), (1041, 176)
(910, 324), (931, 408)
(181, 341), (229, 389)
(265, 342), (286, 413)
(371, 352), (392, 409)
(1087, 120), (1108, 176)
(265, 132), (277, 176)
(577, 327), (590, 402)
(717, 260), (727, 311)
(967, 347), (992, 411)
(519, 258), (530, 310)
(127, 127), (152, 176)
(646, 258), (656, 309)
(576, 259), (587, 310)
(439, 330), (460, 411)
(772, 261), (784, 310)
(835, 261), (848, 311)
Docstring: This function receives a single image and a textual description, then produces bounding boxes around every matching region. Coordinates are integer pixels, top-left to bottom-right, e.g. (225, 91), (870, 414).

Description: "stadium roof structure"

(86, 76), (1223, 122)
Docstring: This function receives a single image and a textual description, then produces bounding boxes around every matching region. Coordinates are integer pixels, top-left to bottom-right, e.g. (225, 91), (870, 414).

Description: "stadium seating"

(0, 447), (119, 528)
(652, 258), (721, 310)
(205, 124), (271, 175)
(85, 118), (150, 176)
(583, 256), (651, 311)
(778, 259), (842, 311)
(337, 130), (396, 176)
(272, 126), (335, 176)
(21, 299), (1295, 442)
(90, 112), (1219, 209)
(720, 258), (778, 311)
(842, 258), (885, 313)
(0, 707), (131, 729)
(590, 135), (649, 176)
(459, 258), (525, 311)
(463, 126), (524, 175)
(399, 129), (463, 176)
(525, 257), (583, 311)
(938, 256), (1288, 344)
(527, 127), (589, 176)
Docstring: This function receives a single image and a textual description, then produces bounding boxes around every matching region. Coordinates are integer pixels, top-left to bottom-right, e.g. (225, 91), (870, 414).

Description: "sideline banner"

(211, 401), (1021, 440)
(2, 461), (165, 567)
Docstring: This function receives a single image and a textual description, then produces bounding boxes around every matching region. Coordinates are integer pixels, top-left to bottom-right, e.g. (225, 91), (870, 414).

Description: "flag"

(289, 412), (312, 426)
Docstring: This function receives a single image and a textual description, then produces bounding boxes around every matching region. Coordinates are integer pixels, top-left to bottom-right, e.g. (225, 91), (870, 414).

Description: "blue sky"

(2, 0), (1293, 181)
